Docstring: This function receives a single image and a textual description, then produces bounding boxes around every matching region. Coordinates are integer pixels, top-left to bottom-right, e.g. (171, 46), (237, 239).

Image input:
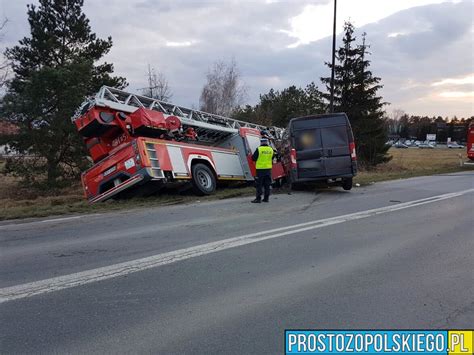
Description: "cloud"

(438, 91), (474, 98)
(0, 0), (473, 118)
(353, 0), (474, 116)
(165, 41), (197, 47)
(284, 0), (448, 47)
(432, 74), (474, 86)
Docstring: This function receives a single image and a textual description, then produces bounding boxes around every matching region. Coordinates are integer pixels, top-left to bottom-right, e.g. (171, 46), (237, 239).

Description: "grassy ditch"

(1, 148), (472, 221)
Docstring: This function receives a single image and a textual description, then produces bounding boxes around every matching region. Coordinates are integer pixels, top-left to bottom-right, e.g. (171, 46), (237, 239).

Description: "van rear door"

(290, 114), (354, 180)
(292, 124), (326, 179)
(319, 116), (352, 176)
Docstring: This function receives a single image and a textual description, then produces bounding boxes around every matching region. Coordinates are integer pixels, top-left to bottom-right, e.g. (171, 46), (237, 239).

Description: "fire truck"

(468, 122), (474, 161)
(73, 86), (286, 203)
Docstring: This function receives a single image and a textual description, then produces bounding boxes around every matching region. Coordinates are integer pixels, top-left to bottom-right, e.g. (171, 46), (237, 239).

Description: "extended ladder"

(73, 86), (284, 143)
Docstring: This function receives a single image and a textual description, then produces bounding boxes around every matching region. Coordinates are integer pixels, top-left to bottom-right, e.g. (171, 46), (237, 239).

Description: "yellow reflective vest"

(255, 145), (274, 169)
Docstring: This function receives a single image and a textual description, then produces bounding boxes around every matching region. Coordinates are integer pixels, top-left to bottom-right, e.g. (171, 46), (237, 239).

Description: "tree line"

(2, 0), (459, 188)
(386, 112), (473, 143)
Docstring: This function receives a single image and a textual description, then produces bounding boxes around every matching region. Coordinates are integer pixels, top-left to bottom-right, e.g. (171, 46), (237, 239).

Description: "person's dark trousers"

(255, 169), (272, 201)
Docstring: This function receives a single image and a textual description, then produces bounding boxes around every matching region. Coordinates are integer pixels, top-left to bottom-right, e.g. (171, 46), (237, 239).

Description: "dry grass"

(0, 169), (255, 220)
(354, 147), (471, 185)
(1, 147), (472, 221)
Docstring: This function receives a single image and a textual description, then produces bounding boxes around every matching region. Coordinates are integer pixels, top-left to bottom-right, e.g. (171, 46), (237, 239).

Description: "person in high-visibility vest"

(251, 137), (275, 203)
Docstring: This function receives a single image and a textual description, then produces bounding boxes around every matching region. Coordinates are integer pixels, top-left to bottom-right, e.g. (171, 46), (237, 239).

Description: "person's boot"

(251, 198), (261, 203)
(262, 198), (269, 202)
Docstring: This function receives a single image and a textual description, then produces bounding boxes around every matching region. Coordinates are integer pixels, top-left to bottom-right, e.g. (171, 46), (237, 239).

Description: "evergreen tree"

(1, 0), (126, 186)
(399, 114), (410, 138)
(321, 22), (359, 115)
(321, 22), (390, 167)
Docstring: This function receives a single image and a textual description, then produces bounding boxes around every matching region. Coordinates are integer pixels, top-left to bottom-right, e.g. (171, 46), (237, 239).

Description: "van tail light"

(349, 142), (357, 161)
(290, 148), (297, 168)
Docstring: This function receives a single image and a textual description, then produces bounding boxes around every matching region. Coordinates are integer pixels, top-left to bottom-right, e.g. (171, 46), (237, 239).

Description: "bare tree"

(140, 64), (172, 101)
(0, 18), (9, 89)
(199, 58), (247, 116)
(391, 108), (406, 121)
(387, 108), (406, 135)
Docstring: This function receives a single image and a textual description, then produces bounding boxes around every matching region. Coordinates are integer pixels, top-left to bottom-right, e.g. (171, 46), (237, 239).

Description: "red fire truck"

(73, 86), (285, 203)
(468, 122), (474, 161)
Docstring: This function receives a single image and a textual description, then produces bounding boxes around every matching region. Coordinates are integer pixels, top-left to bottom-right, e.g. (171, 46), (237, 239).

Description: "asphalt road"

(1, 172), (473, 354)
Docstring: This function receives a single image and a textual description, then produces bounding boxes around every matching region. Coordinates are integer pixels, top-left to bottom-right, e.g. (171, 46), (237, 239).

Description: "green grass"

(1, 148), (472, 221)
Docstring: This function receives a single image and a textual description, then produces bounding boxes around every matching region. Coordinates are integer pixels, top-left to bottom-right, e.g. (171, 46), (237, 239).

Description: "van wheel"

(288, 175), (302, 191)
(342, 178), (353, 191)
(191, 163), (216, 195)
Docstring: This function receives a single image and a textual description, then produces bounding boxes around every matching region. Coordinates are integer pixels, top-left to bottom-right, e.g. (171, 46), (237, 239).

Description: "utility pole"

(329, 0), (337, 113)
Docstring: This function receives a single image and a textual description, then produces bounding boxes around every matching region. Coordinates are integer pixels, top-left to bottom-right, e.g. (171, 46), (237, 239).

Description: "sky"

(0, 0), (473, 118)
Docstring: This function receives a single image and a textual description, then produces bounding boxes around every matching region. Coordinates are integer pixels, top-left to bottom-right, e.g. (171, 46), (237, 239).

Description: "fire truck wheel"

(342, 178), (353, 191)
(191, 163), (216, 195)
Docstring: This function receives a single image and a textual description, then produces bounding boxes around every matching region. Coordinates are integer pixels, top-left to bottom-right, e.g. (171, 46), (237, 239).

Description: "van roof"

(289, 112), (348, 123)
(289, 113), (350, 131)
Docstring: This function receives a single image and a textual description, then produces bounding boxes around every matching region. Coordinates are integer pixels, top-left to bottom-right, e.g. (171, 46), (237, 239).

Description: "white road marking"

(1, 188), (473, 303)
(40, 216), (83, 223)
(0, 214), (103, 230)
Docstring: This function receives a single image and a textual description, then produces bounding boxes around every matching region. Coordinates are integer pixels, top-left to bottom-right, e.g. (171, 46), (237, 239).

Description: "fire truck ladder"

(73, 86), (284, 144)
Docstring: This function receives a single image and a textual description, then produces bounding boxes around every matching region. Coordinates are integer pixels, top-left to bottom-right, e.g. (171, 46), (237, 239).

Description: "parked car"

(394, 141), (408, 148)
(418, 141), (435, 149)
(281, 113), (357, 191)
(448, 142), (464, 149)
